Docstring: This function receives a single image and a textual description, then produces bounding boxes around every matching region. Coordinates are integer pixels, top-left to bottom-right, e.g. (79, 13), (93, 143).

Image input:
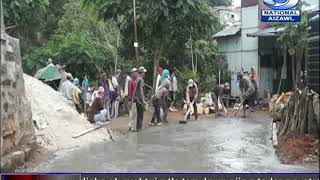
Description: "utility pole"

(133, 0), (140, 67)
(1, 0), (5, 33)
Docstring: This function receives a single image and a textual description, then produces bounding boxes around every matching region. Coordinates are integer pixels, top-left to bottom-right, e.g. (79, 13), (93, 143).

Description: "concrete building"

(214, 0), (319, 98)
(214, 1), (260, 97)
(214, 6), (241, 27)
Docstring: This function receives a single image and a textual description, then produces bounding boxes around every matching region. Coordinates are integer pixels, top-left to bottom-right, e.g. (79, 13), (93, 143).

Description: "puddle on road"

(30, 118), (319, 172)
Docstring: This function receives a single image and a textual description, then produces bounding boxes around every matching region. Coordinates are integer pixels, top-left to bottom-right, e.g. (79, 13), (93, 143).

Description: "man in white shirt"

(155, 67), (163, 93)
(110, 70), (120, 118)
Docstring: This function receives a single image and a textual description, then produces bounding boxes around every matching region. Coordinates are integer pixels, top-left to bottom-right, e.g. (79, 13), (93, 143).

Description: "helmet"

(224, 82), (230, 87)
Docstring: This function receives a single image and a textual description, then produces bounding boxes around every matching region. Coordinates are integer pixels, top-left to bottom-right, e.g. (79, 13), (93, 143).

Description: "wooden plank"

(72, 121), (110, 138)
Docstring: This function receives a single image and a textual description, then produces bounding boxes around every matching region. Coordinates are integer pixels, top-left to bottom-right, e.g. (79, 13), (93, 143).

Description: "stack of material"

(278, 88), (319, 138)
(183, 95), (225, 116)
(269, 92), (293, 121)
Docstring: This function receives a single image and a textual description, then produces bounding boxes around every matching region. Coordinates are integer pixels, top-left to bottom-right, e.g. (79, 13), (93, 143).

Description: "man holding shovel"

(186, 79), (199, 121)
(237, 73), (255, 118)
(133, 66), (147, 131)
(212, 82), (230, 117)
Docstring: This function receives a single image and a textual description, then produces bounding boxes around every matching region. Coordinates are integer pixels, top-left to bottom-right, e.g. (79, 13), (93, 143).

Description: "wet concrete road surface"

(31, 118), (319, 172)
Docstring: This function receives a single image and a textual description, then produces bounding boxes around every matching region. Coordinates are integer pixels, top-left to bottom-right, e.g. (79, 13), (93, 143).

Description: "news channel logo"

(261, 0), (301, 22)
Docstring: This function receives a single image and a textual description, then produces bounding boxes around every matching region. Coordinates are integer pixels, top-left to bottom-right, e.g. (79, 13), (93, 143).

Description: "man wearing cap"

(128, 67), (138, 131)
(212, 82), (230, 117)
(237, 73), (255, 117)
(133, 66), (147, 131)
(186, 79), (199, 120)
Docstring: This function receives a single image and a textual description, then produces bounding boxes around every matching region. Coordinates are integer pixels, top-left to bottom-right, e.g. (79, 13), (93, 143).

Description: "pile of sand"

(23, 74), (110, 152)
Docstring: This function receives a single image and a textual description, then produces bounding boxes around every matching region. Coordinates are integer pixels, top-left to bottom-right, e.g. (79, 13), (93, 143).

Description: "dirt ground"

(277, 134), (320, 164)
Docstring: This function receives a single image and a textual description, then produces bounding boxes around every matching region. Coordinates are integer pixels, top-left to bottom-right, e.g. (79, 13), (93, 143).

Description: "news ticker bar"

(1, 174), (320, 180)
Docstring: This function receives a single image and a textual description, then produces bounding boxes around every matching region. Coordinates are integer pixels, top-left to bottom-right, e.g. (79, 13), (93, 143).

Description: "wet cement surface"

(31, 118), (319, 172)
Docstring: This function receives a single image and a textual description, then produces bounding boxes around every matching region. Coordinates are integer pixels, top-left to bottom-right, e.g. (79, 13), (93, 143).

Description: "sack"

(205, 93), (213, 107)
(197, 103), (204, 115)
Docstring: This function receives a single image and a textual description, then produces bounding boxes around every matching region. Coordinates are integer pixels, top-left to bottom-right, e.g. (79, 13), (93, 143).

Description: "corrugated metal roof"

(246, 27), (285, 37)
(213, 25), (241, 38)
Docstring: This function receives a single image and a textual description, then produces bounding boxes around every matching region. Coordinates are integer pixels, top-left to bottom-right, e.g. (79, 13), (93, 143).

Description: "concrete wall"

(217, 35), (242, 97)
(1, 30), (36, 171)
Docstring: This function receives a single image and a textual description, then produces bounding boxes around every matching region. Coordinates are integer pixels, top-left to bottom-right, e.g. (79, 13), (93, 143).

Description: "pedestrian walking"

(133, 66), (147, 131)
(169, 67), (178, 112)
(212, 82), (230, 117)
(186, 79), (198, 120)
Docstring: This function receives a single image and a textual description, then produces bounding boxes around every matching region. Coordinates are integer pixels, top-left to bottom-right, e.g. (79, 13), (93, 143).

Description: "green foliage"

(3, 0), (48, 31)
(23, 0), (119, 81)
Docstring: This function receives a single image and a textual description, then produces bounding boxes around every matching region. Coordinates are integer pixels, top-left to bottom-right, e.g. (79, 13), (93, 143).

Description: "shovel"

(234, 102), (243, 117)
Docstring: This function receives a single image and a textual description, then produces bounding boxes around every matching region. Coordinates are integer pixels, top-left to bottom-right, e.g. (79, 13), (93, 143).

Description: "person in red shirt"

(128, 68), (138, 105)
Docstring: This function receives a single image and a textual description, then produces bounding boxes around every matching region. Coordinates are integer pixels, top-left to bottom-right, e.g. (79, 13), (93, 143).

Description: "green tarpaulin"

(34, 64), (62, 81)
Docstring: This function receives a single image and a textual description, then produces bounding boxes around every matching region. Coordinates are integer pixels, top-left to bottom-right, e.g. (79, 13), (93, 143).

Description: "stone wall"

(1, 30), (36, 171)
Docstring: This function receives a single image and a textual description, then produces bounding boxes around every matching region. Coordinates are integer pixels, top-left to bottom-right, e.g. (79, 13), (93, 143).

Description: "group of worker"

(59, 62), (260, 131)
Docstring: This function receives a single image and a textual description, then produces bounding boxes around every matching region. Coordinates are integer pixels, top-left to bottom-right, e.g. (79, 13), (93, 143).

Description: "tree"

(23, 0), (120, 82)
(3, 0), (49, 53)
(272, 3), (309, 89)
